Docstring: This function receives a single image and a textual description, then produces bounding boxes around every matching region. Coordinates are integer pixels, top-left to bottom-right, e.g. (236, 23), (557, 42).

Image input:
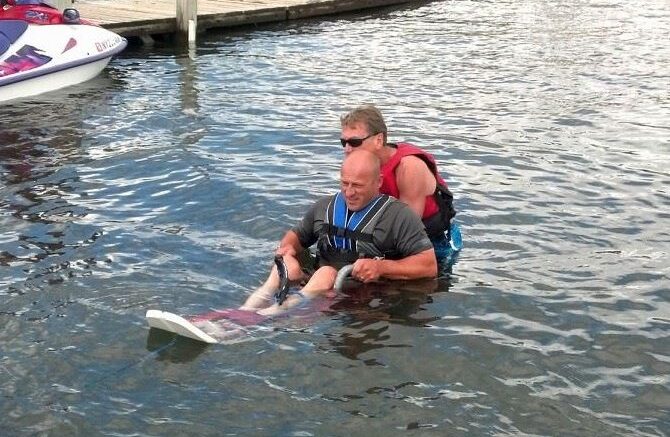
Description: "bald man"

(242, 150), (437, 315)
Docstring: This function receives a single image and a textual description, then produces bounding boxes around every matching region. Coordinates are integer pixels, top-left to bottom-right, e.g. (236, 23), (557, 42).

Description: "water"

(1, 0), (669, 435)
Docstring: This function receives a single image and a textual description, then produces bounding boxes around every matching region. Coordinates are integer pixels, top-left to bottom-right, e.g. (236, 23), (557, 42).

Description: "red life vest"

(380, 142), (447, 219)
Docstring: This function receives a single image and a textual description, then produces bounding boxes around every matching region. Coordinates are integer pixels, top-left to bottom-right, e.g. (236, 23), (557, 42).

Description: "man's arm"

(276, 229), (304, 258)
(395, 156), (437, 217)
(379, 248), (437, 279)
(240, 230), (305, 311)
(351, 248), (437, 282)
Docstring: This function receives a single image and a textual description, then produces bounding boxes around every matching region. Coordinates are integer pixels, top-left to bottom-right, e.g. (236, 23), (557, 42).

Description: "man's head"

(340, 105), (388, 155)
(340, 150), (382, 211)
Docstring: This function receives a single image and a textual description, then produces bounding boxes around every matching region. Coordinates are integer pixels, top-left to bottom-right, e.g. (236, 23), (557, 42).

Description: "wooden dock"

(71, 0), (417, 38)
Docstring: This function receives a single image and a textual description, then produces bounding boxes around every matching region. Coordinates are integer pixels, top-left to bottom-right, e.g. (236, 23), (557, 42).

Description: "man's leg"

(299, 265), (338, 299)
(256, 265), (338, 316)
(240, 255), (305, 310)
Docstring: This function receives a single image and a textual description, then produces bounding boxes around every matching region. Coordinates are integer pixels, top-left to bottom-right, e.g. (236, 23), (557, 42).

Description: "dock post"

(176, 0), (198, 45)
(53, 0), (73, 10)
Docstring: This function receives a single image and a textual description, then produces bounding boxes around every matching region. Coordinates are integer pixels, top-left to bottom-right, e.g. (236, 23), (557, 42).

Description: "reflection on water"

(1, 0), (669, 435)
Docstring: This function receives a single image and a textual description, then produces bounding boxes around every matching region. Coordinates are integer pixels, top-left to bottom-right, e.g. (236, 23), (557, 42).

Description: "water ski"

(146, 309), (218, 344)
(145, 257), (292, 343)
(145, 259), (355, 344)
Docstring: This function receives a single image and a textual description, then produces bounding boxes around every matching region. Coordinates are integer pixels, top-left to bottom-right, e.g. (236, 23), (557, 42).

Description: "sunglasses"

(340, 133), (377, 148)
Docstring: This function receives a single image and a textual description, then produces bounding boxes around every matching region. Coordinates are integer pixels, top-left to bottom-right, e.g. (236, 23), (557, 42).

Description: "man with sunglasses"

(340, 104), (461, 262)
(240, 150), (437, 316)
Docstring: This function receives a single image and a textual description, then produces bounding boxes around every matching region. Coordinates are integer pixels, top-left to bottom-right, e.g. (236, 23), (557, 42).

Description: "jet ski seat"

(0, 20), (29, 57)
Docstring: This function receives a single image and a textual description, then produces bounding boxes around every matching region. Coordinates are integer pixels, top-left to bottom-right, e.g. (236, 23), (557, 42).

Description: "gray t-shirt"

(292, 194), (433, 266)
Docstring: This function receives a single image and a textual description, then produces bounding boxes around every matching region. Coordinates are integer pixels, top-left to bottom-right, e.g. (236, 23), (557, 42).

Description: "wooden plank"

(176, 0), (197, 41)
(71, 0), (416, 36)
(199, 8), (288, 30)
(288, 0), (416, 19)
(53, 0), (74, 10)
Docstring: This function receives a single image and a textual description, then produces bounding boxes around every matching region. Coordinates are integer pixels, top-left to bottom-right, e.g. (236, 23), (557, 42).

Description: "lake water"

(1, 0), (669, 435)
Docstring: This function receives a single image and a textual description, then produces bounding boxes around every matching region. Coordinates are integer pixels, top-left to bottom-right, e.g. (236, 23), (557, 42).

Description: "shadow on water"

(319, 276), (450, 362)
(146, 328), (210, 363)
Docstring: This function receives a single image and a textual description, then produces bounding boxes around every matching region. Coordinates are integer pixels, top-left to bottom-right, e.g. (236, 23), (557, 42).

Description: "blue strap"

(332, 192), (348, 249)
(331, 193), (384, 250)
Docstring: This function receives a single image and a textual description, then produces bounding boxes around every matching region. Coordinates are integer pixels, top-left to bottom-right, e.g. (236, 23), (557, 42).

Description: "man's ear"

(374, 132), (384, 149)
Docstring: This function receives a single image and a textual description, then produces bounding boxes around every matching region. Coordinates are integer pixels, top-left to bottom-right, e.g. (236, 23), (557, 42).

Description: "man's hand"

(275, 244), (297, 258)
(274, 230), (302, 258)
(352, 249), (437, 282)
(351, 258), (383, 283)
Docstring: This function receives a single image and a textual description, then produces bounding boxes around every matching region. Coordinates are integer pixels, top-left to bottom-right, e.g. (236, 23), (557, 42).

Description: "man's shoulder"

(379, 197), (432, 248)
(398, 153), (431, 168)
(395, 146), (436, 182)
(315, 193), (335, 204)
(309, 194), (335, 212)
(382, 196), (419, 218)
(396, 142), (429, 155)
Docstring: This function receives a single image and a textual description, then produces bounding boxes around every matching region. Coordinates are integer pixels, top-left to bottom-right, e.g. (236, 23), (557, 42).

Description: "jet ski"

(0, 0), (127, 102)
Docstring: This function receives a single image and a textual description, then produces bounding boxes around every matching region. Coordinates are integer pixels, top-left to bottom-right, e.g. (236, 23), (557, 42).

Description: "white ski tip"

(146, 309), (218, 344)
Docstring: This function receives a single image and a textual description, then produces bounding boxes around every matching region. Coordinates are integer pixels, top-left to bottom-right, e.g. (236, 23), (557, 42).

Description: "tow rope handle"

(273, 255), (291, 305)
(334, 264), (354, 291)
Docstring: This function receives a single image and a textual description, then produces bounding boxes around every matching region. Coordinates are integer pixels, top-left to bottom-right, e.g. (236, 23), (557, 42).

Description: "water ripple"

(0, 0), (669, 435)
